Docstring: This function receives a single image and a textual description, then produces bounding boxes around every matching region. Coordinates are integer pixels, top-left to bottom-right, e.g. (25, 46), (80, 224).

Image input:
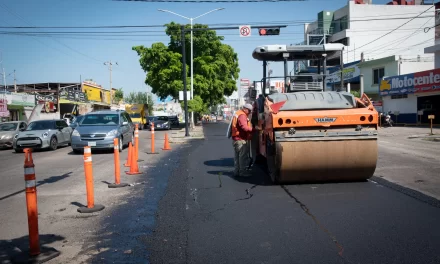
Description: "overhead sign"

(327, 63), (361, 84)
(379, 68), (440, 96)
(179, 91), (191, 101)
(239, 25), (251, 38)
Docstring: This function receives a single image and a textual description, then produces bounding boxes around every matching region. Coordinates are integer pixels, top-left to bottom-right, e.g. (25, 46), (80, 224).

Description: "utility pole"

(2, 68), (6, 92)
(104, 61), (118, 104)
(14, 70), (16, 92)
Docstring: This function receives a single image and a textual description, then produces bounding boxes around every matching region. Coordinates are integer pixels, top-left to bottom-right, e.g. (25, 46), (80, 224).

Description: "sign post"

(428, 115), (435, 135)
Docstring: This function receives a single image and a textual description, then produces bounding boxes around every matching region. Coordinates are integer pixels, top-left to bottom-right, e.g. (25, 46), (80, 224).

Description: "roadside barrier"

(126, 142), (142, 175)
(124, 143), (133, 167)
(77, 146), (105, 213)
(108, 138), (129, 188)
(135, 124), (143, 162)
(162, 132), (172, 151)
(147, 122), (159, 154)
(14, 148), (60, 263)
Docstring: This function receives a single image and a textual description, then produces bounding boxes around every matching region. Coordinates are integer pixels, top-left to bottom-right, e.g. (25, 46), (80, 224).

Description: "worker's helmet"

(243, 103), (253, 111)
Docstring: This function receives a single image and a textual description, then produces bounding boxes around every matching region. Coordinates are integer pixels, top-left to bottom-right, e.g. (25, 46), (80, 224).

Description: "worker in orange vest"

(230, 104), (254, 177)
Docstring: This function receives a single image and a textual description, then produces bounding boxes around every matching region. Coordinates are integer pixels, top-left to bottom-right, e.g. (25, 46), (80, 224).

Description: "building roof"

(252, 44), (345, 61)
(357, 55), (398, 68)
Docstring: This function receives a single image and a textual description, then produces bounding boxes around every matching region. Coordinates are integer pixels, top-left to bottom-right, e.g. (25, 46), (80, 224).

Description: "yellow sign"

(379, 79), (391, 92)
(428, 115), (435, 120)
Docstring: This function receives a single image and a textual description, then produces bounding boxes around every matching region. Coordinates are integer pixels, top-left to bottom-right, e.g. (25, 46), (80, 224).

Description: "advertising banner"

(379, 68), (440, 96)
(327, 62), (361, 84)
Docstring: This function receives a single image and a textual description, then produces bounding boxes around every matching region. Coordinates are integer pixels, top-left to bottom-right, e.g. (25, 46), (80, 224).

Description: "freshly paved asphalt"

(0, 129), (191, 264)
(1, 122), (440, 264)
(148, 121), (440, 264)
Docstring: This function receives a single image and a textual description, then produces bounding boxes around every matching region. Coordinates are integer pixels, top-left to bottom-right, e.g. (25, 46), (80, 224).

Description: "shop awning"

(59, 99), (88, 105)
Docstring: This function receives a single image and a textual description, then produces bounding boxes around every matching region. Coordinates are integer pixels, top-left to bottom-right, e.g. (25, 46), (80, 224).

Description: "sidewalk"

(169, 123), (205, 143)
(376, 126), (440, 201)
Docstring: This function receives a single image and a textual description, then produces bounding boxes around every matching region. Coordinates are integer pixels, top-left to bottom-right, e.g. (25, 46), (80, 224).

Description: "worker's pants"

(233, 139), (251, 177)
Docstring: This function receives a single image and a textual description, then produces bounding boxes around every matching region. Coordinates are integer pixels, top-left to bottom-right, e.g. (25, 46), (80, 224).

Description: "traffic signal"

(258, 27), (280, 36)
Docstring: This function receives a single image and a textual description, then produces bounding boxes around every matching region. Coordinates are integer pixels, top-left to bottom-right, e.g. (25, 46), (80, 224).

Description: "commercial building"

(0, 92), (35, 122)
(81, 80), (112, 111)
(379, 67), (440, 124)
(358, 55), (434, 100)
(301, 0), (435, 77)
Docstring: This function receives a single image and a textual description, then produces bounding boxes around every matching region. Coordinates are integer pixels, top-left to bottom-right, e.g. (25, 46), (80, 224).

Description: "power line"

(114, 0), (307, 2)
(0, 14), (435, 30)
(355, 5), (434, 51)
(0, 2), (104, 64)
(0, 27), (430, 36)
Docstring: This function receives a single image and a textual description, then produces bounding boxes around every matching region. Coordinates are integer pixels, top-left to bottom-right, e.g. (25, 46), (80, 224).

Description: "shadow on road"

(0, 234), (65, 263)
(204, 158), (233, 167)
(70, 201), (86, 208)
(0, 172), (73, 201)
(67, 149), (113, 155)
(207, 165), (271, 186)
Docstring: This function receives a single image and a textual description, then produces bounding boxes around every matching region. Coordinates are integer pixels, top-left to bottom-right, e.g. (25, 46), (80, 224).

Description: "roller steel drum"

(268, 139), (378, 183)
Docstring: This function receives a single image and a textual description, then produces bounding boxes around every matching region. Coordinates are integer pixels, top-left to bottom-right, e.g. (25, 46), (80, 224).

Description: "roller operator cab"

(250, 44), (379, 184)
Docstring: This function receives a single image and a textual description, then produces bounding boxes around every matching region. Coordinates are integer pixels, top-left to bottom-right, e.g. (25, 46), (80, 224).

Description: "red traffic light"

(258, 27), (280, 36)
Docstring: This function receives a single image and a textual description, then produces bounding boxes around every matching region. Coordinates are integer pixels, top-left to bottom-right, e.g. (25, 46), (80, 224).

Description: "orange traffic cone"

(162, 133), (172, 151)
(126, 143), (142, 175)
(124, 143), (132, 167)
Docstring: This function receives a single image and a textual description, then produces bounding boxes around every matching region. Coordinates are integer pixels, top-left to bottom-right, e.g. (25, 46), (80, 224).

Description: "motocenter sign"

(379, 68), (440, 96)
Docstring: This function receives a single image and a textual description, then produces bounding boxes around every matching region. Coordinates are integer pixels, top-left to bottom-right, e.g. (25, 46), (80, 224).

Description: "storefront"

(379, 68), (440, 124)
(0, 93), (35, 122)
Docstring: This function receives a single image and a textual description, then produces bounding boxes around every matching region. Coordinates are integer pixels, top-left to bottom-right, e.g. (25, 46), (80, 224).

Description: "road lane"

(0, 128), (188, 263)
(148, 122), (440, 264)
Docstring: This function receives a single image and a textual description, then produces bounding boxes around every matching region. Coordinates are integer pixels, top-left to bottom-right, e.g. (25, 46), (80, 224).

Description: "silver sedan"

(13, 119), (72, 153)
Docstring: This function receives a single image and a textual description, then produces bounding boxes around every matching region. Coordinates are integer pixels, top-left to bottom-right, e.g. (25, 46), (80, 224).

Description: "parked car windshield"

(72, 115), (84, 124)
(148, 116), (157, 122)
(157, 116), (169, 121)
(81, 114), (119, 126)
(26, 121), (55, 131)
(0, 123), (17, 131)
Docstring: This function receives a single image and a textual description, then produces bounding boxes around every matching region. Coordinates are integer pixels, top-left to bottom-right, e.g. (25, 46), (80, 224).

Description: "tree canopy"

(124, 91), (154, 115)
(113, 88), (124, 104)
(132, 22), (240, 113)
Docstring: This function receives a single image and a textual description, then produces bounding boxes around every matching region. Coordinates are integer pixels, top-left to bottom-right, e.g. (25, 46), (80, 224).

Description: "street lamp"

(158, 8), (225, 128)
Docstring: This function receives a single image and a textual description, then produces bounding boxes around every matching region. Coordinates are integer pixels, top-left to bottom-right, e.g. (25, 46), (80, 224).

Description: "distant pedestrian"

(229, 104), (254, 177)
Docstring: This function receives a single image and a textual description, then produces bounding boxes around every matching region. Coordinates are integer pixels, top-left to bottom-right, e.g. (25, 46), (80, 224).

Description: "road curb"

(371, 176), (440, 208)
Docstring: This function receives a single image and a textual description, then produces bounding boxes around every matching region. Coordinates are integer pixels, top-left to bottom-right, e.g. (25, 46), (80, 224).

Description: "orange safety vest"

(231, 110), (252, 140)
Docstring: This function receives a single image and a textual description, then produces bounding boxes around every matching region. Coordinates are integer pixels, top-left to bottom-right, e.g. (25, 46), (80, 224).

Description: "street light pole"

(158, 8), (225, 128)
(104, 61), (118, 103)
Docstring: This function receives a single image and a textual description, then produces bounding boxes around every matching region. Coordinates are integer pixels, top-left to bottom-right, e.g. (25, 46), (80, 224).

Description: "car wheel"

(49, 136), (58, 151)
(14, 148), (23, 153)
(118, 136), (123, 152)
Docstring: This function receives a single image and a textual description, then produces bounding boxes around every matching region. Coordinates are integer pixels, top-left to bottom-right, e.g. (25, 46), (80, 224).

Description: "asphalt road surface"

(1, 123), (440, 264)
(148, 122), (440, 264)
(0, 129), (191, 263)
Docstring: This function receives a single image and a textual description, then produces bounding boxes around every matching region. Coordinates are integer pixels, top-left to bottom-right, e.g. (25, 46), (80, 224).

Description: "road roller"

(250, 43), (378, 184)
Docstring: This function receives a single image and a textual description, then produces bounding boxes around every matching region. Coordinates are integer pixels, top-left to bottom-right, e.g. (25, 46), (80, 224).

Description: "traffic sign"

(239, 25), (251, 37)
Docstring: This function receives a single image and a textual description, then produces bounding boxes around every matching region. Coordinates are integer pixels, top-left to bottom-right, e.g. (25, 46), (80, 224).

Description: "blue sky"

(0, 0), (393, 103)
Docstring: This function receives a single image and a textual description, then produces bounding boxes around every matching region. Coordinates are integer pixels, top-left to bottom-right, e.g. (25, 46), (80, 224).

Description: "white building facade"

(358, 55), (434, 99)
(303, 0), (435, 67)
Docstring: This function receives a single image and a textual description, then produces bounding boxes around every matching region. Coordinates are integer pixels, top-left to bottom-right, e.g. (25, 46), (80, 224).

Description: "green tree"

(350, 90), (360, 98)
(114, 88), (124, 104)
(124, 91), (154, 115)
(132, 22), (240, 113)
